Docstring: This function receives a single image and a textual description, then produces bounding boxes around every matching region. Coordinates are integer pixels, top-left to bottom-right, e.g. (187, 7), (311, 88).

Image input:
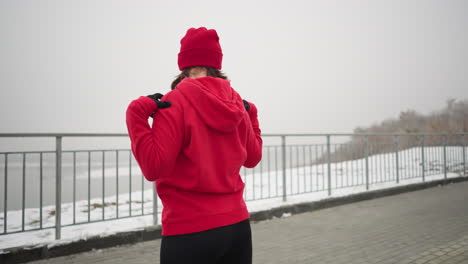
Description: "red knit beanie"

(177, 27), (223, 70)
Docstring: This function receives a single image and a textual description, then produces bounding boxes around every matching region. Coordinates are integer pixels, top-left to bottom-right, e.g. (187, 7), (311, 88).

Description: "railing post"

(153, 186), (158, 225)
(365, 135), (369, 190)
(102, 151), (105, 221)
(116, 150), (119, 218)
(326, 135), (332, 196)
(421, 135), (425, 182)
(22, 153), (26, 232)
(55, 136), (62, 240)
(365, 136), (369, 190)
(4, 154), (8, 234)
(463, 134), (466, 176)
(443, 135), (447, 179)
(282, 136), (287, 202)
(395, 135), (399, 184)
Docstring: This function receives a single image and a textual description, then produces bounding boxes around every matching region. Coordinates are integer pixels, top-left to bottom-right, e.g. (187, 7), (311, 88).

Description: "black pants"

(160, 219), (252, 264)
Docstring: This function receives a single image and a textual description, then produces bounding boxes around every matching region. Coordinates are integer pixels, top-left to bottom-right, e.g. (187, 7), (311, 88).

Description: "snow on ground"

(0, 146), (466, 251)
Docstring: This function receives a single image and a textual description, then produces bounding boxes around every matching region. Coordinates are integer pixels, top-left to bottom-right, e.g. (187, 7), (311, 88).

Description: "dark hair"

(171, 66), (228, 90)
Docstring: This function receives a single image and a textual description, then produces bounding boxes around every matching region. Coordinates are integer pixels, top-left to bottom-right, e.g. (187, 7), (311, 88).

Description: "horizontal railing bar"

(262, 133), (468, 137)
(0, 151), (56, 155)
(63, 149), (131, 153)
(0, 133), (128, 137)
(0, 149), (132, 155)
(1, 133), (467, 138)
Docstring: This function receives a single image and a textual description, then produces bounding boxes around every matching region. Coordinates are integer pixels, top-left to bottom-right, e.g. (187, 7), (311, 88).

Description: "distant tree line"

(320, 99), (468, 163)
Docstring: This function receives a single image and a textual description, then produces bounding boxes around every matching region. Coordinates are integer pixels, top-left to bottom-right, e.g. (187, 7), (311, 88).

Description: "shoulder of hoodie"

(161, 88), (182, 102)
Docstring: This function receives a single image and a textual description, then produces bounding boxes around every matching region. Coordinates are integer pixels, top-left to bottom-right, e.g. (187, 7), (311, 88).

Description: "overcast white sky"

(1, 0), (467, 134)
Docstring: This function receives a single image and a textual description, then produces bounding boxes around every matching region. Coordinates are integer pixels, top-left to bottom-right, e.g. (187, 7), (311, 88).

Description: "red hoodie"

(126, 76), (262, 236)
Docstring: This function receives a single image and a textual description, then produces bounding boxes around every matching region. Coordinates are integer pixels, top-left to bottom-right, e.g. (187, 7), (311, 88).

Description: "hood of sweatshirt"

(177, 76), (245, 133)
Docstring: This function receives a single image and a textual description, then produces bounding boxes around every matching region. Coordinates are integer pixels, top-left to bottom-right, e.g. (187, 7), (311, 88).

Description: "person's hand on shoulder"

(147, 93), (172, 118)
(243, 99), (257, 118)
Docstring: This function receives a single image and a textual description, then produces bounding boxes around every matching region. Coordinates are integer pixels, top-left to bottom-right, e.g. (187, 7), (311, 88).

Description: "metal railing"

(0, 133), (467, 240)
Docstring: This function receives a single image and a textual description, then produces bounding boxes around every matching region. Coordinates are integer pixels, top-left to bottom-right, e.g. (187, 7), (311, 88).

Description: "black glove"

(147, 93), (171, 118)
(147, 93), (171, 109)
(243, 99), (251, 111)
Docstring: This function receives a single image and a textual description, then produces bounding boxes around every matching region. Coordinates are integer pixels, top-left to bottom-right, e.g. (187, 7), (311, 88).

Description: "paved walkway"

(30, 181), (468, 264)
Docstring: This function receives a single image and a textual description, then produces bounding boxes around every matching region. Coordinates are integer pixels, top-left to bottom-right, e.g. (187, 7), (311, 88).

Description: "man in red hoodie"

(126, 27), (262, 264)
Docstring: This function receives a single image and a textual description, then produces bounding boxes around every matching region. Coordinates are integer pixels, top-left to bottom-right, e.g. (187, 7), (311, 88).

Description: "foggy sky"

(1, 0), (467, 134)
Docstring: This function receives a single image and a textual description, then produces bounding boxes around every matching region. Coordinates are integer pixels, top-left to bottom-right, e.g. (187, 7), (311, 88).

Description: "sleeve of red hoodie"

(125, 94), (183, 182)
(244, 102), (263, 168)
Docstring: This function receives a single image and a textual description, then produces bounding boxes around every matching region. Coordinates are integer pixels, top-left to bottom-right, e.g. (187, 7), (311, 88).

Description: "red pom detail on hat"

(178, 27), (223, 70)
